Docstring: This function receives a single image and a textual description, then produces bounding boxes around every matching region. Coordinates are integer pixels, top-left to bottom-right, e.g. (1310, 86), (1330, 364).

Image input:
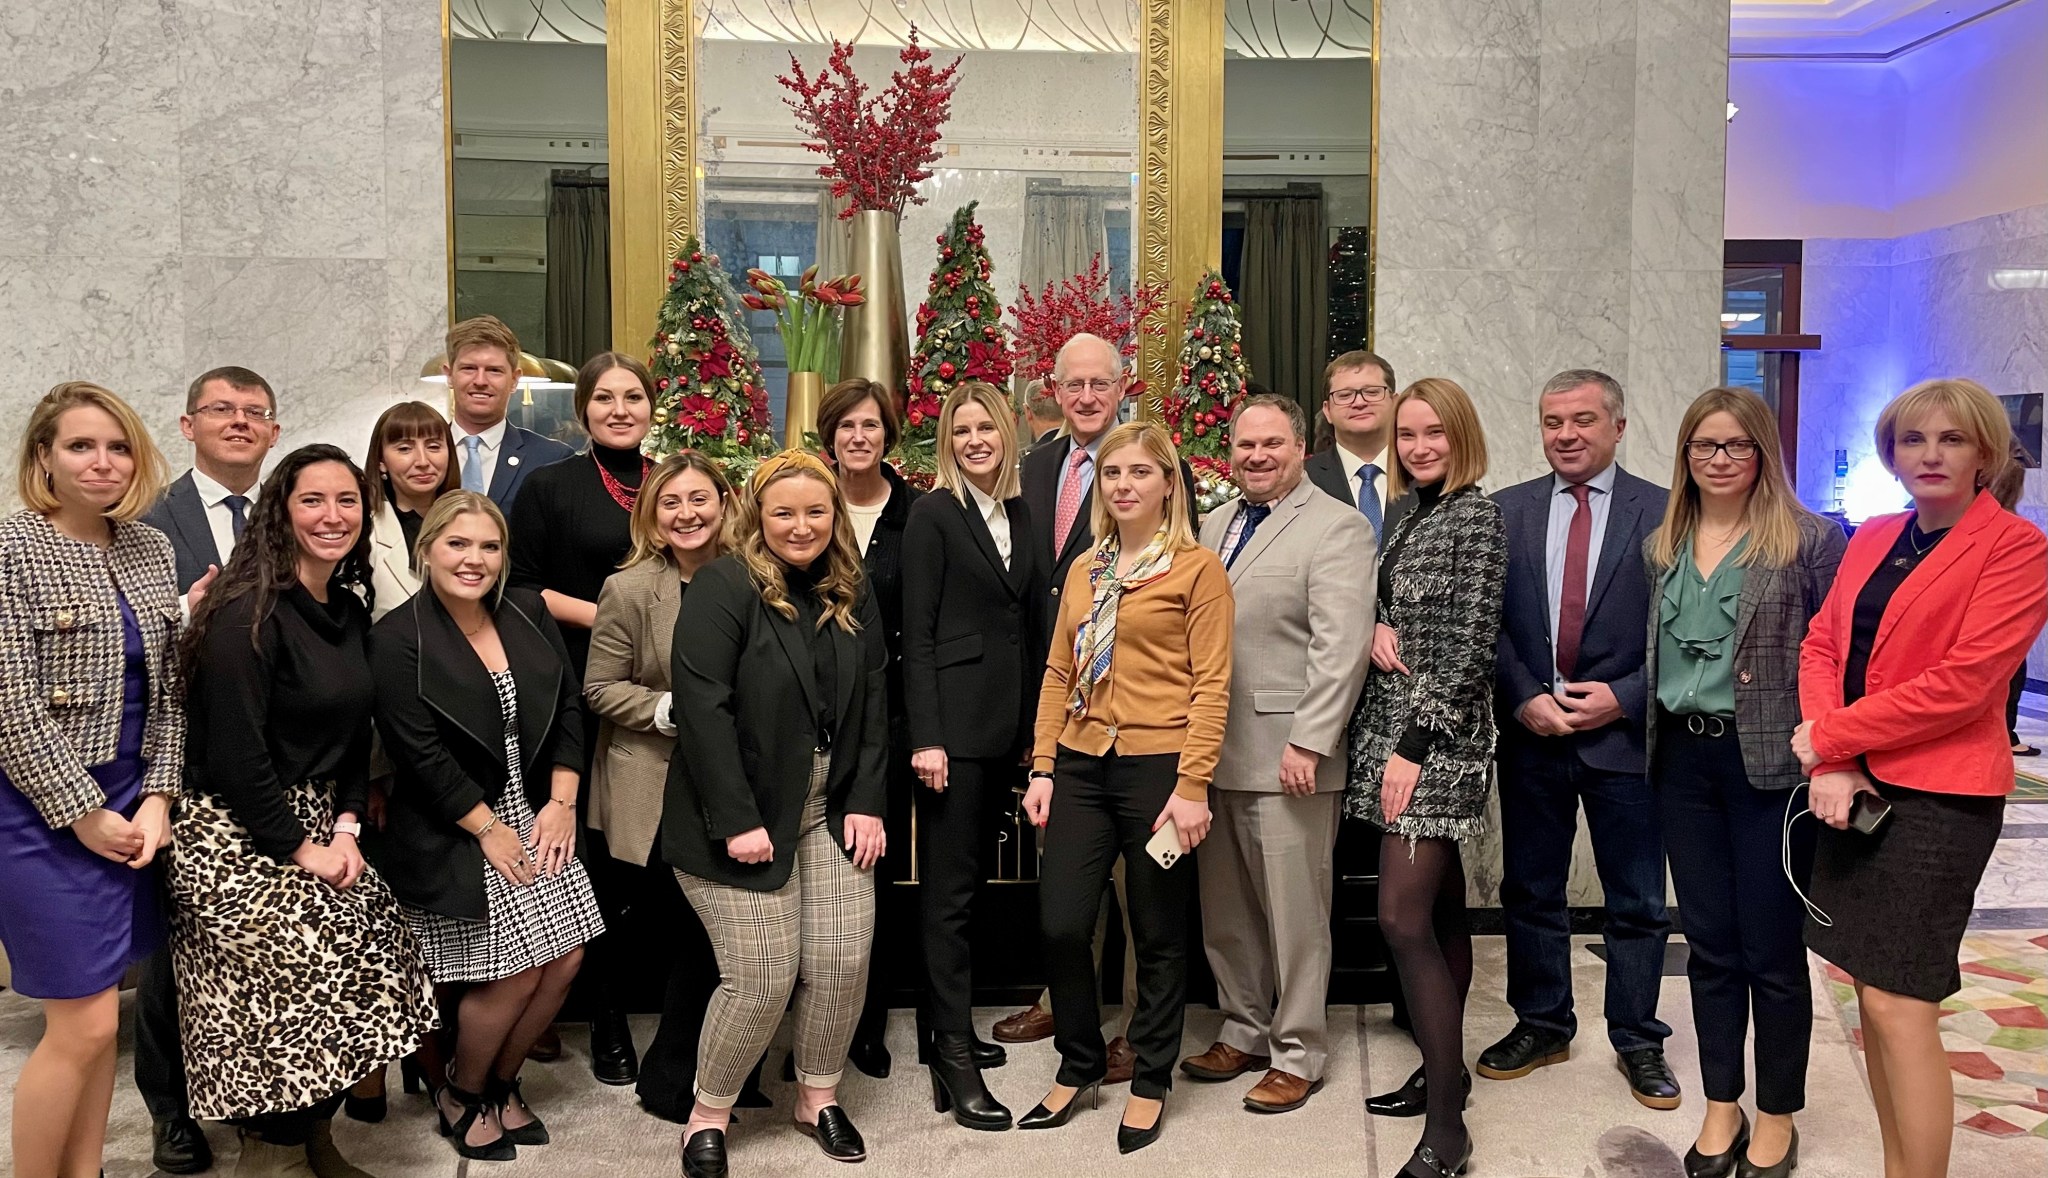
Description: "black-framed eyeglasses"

(193, 403), (277, 423)
(1328, 385), (1392, 406)
(1685, 439), (1758, 462)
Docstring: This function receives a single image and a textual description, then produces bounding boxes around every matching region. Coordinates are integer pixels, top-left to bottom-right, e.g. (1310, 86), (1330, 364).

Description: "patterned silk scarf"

(1068, 525), (1176, 716)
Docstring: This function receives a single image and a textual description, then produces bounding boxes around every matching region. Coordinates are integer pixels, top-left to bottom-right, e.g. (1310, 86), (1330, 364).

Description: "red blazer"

(1799, 491), (2047, 796)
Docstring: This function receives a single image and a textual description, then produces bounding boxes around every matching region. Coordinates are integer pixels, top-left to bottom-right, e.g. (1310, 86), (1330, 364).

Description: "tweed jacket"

(584, 557), (685, 867)
(1644, 511), (1847, 790)
(0, 510), (185, 828)
(1199, 478), (1378, 793)
(1345, 487), (1507, 840)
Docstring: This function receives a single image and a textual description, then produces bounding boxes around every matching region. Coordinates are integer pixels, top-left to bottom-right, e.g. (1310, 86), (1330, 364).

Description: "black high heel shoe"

(1116, 1097), (1166, 1155)
(343, 1070), (387, 1123)
(928, 1032), (1012, 1131)
(486, 1074), (550, 1146)
(436, 1077), (516, 1162)
(1684, 1110), (1749, 1178)
(401, 1055), (425, 1096)
(1367, 1065), (1473, 1118)
(1399, 1133), (1473, 1177)
(917, 1025), (1007, 1069)
(1017, 1080), (1100, 1130)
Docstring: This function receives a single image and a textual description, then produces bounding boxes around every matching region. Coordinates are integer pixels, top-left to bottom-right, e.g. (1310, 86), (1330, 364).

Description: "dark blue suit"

(480, 423), (575, 510)
(1492, 465), (1671, 1053)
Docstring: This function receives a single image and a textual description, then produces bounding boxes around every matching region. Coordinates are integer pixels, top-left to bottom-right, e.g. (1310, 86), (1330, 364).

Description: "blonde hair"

(933, 382), (1022, 504)
(1384, 378), (1489, 498)
(731, 450), (865, 631)
(18, 382), (169, 522)
(1086, 421), (1199, 553)
(412, 491), (511, 605)
(445, 315), (521, 369)
(1876, 377), (2015, 491)
(624, 451), (732, 569)
(1648, 388), (1813, 570)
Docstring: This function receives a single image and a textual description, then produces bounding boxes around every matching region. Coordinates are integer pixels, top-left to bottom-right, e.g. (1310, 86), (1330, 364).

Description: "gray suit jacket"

(1199, 478), (1378, 793)
(141, 470), (226, 593)
(1644, 511), (1847, 790)
(584, 557), (683, 867)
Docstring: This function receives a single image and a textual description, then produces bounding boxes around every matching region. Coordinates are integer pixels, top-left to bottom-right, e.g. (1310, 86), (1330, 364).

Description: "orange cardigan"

(1799, 491), (2047, 796)
(1032, 546), (1234, 801)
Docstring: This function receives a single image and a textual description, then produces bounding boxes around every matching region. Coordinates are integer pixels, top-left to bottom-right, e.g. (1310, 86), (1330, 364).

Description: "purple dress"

(0, 594), (163, 999)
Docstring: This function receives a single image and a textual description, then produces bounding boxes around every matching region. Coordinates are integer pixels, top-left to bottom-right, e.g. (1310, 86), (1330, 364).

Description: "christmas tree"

(904, 202), (1013, 478)
(645, 239), (773, 474)
(1165, 269), (1251, 513)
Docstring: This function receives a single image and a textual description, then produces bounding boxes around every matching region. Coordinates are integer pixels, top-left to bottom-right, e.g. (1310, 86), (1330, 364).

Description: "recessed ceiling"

(1731, 0), (2025, 58)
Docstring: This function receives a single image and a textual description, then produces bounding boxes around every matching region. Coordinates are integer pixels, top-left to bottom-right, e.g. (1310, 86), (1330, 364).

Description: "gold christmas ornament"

(654, 406), (672, 424)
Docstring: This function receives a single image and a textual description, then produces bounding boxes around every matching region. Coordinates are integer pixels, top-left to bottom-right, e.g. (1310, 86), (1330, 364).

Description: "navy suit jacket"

(141, 471), (225, 593)
(481, 424), (575, 510)
(1304, 446), (1412, 545)
(1492, 465), (1663, 775)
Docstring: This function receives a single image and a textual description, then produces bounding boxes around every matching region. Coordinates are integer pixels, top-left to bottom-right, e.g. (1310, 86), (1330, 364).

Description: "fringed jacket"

(1346, 484), (1507, 840)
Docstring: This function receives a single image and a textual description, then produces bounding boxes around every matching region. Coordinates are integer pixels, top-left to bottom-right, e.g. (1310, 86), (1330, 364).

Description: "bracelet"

(474, 816), (498, 840)
(1029, 770), (1054, 782)
(549, 796), (576, 807)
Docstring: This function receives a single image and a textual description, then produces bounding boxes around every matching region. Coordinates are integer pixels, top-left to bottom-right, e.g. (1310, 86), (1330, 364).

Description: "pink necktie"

(1053, 447), (1088, 555)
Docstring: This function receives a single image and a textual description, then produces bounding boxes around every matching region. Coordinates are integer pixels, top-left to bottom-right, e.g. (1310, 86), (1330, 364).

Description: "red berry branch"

(778, 30), (962, 220)
(1008, 254), (1168, 396)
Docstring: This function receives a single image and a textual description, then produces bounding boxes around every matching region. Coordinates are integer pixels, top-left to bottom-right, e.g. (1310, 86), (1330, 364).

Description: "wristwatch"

(332, 820), (363, 838)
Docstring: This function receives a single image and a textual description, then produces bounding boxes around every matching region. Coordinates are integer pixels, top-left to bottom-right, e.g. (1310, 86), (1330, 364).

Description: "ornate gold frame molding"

(1136, 0), (1223, 410)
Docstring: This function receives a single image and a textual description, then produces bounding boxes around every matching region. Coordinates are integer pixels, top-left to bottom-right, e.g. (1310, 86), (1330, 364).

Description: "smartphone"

(1847, 791), (1893, 836)
(1145, 824), (1186, 870)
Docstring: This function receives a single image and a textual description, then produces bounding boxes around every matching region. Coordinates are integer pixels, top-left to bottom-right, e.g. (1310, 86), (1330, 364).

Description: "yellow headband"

(749, 448), (838, 496)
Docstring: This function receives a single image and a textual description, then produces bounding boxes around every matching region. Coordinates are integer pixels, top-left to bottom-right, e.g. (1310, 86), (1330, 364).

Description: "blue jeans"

(1498, 741), (1671, 1053)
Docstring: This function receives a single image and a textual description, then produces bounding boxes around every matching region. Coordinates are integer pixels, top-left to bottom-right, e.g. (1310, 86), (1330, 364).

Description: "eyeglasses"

(1685, 439), (1758, 462)
(193, 403), (277, 423)
(1328, 385), (1392, 406)
(1057, 378), (1119, 396)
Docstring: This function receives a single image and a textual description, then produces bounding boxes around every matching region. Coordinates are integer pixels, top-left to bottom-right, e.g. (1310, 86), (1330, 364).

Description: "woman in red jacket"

(1794, 377), (2047, 1178)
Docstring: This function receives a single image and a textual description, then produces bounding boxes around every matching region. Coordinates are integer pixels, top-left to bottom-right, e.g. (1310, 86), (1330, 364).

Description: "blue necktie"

(461, 434), (485, 493)
(223, 495), (248, 541)
(1225, 502), (1272, 568)
(1356, 463), (1383, 536)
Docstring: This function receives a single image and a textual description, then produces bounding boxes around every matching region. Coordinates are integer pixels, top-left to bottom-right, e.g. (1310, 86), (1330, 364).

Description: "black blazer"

(481, 424), (576, 511)
(901, 489), (1045, 759)
(367, 586), (585, 921)
(1305, 447), (1413, 543)
(857, 464), (922, 725)
(142, 471), (226, 592)
(1020, 433), (1201, 649)
(659, 556), (889, 891)
(1492, 465), (1664, 775)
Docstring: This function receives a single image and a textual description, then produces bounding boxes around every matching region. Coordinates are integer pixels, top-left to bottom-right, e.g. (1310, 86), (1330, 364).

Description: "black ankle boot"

(928, 1032), (1012, 1131)
(589, 1008), (639, 1086)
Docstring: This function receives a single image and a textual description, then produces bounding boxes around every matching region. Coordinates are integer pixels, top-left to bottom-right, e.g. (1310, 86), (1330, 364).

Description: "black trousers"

(1656, 714), (1813, 1114)
(246, 1091), (345, 1146)
(134, 942), (189, 1119)
(628, 849), (720, 1114)
(2008, 662), (2028, 744)
(853, 738), (920, 1048)
(1040, 747), (1190, 1100)
(918, 756), (1020, 1032)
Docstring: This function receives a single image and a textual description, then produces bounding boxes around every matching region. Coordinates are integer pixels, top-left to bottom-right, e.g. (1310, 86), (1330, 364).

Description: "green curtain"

(1241, 196), (1329, 422)
(545, 172), (611, 367)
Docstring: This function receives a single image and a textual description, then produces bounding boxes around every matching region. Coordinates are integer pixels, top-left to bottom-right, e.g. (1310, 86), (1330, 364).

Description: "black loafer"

(681, 1128), (728, 1178)
(1475, 1023), (1571, 1080)
(1618, 1048), (1682, 1110)
(152, 1115), (213, 1175)
(1367, 1065), (1473, 1118)
(797, 1104), (867, 1162)
(1685, 1110), (1749, 1178)
(848, 1037), (892, 1080)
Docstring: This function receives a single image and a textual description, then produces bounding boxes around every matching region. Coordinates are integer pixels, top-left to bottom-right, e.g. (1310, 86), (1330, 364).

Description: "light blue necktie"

(1356, 463), (1383, 536)
(461, 434), (485, 493)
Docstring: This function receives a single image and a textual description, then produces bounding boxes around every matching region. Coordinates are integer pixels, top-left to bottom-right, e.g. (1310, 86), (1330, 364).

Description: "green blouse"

(1656, 534), (1748, 717)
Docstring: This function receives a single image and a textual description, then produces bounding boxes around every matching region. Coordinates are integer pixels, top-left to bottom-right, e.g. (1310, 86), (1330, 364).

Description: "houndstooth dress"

(403, 669), (604, 982)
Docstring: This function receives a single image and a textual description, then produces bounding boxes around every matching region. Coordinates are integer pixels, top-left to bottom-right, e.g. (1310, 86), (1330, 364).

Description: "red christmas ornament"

(937, 361), (956, 379)
(1194, 423), (1207, 437)
(1171, 431), (1183, 446)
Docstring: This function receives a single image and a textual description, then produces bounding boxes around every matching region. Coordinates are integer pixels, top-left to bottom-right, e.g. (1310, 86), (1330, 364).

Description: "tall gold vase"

(784, 370), (825, 450)
(838, 210), (909, 399)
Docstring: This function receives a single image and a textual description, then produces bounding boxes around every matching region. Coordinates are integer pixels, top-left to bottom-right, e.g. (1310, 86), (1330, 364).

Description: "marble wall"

(0, 0), (449, 499)
(1376, 0), (1730, 905)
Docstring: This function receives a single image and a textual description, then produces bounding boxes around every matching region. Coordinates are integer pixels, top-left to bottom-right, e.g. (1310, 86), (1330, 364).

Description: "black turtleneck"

(509, 442), (648, 676)
(783, 559), (840, 746)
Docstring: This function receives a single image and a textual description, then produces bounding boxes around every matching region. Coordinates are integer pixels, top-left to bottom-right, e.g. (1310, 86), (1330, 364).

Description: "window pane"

(1720, 350), (1784, 411)
(1723, 267), (1785, 334)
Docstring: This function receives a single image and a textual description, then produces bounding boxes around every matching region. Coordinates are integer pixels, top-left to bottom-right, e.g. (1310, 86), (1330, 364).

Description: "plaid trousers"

(675, 754), (876, 1104)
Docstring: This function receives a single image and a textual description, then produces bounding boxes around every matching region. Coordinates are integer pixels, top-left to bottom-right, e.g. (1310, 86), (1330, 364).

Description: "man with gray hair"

(1473, 368), (1678, 1111)
(1183, 395), (1375, 1113)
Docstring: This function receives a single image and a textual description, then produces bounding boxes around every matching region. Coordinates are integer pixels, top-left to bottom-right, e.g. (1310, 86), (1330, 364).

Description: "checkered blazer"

(0, 509), (184, 828)
(1644, 510), (1847, 789)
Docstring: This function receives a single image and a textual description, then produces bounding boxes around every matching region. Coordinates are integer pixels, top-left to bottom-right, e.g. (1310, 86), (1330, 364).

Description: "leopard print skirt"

(167, 779), (440, 1121)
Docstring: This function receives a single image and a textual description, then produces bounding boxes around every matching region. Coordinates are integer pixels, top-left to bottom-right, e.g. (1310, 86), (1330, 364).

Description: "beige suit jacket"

(584, 557), (683, 866)
(1198, 477), (1377, 793)
(367, 501), (422, 622)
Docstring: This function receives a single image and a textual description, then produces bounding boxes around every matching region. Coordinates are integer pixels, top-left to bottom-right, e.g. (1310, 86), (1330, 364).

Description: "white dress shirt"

(1334, 441), (1391, 511)
(453, 418), (510, 493)
(1544, 461), (1618, 678)
(966, 480), (1012, 569)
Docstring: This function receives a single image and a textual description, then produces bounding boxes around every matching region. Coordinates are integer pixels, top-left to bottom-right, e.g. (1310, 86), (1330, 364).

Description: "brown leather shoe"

(992, 1005), (1056, 1044)
(1244, 1068), (1324, 1113)
(526, 1026), (563, 1063)
(1106, 1036), (1137, 1085)
(1179, 1041), (1269, 1082)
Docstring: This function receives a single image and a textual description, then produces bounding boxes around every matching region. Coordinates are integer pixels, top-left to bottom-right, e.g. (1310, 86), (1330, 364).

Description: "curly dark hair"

(180, 443), (375, 674)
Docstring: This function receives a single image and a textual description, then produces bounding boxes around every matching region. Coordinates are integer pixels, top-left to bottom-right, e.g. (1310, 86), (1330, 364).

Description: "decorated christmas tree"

(903, 202), (1013, 478)
(1164, 269), (1251, 513)
(645, 239), (774, 474)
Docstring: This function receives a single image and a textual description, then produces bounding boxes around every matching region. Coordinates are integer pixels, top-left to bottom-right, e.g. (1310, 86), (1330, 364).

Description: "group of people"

(1, 310), (2040, 1178)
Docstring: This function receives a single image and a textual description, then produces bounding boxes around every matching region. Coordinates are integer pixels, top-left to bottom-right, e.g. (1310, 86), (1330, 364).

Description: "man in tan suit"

(1182, 395), (1376, 1113)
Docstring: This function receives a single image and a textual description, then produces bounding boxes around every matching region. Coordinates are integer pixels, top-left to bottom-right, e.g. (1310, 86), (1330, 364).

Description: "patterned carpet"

(1825, 932), (2048, 1139)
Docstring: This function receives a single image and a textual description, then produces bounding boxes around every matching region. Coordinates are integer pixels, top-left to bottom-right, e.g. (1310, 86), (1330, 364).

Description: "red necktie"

(1053, 446), (1088, 555)
(1555, 483), (1593, 680)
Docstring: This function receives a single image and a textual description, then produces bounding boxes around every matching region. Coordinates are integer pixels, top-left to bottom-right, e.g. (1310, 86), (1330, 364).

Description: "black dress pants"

(1040, 746), (1190, 1100)
(918, 756), (1019, 1032)
(134, 941), (189, 1119)
(247, 1091), (345, 1146)
(632, 849), (720, 1114)
(1656, 714), (1813, 1114)
(853, 739), (920, 1048)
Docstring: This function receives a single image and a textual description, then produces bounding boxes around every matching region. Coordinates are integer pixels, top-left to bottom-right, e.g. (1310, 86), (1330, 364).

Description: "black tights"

(1379, 835), (1472, 1161)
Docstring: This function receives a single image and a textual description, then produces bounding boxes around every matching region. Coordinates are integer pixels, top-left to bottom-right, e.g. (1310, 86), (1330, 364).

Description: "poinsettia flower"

(679, 394), (729, 436)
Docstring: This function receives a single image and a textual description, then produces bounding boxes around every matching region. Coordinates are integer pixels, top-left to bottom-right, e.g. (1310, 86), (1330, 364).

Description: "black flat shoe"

(1400, 1135), (1473, 1177)
(1735, 1126), (1799, 1178)
(1684, 1110), (1748, 1178)
(1366, 1065), (1472, 1118)
(152, 1114), (213, 1175)
(1618, 1048), (1683, 1110)
(591, 1010), (640, 1086)
(1116, 1100), (1165, 1155)
(796, 1104), (867, 1162)
(848, 1037), (892, 1080)
(1475, 1023), (1571, 1080)
(928, 1032), (1012, 1131)
(1017, 1080), (1101, 1130)
(681, 1128), (727, 1178)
